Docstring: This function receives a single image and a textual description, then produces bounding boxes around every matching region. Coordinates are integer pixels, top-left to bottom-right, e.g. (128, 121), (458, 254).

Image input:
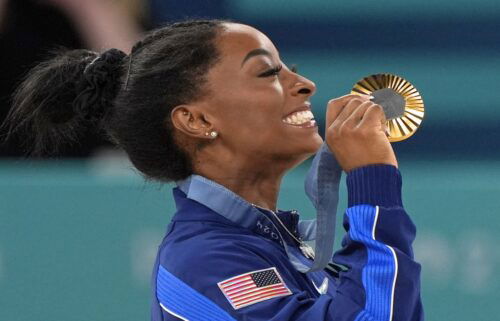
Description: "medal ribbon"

(302, 143), (343, 272)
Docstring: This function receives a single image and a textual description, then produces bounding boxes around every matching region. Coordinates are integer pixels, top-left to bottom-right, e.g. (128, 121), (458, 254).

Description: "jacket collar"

(174, 175), (301, 245)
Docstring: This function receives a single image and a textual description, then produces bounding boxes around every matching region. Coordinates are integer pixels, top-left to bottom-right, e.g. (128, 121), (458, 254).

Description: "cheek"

(245, 82), (285, 120)
(218, 82), (285, 128)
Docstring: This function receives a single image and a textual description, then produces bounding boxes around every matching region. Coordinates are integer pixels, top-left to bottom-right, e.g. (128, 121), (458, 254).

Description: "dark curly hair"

(3, 19), (228, 182)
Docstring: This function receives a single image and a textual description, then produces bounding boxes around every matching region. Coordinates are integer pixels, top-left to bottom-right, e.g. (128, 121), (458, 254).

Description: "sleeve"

(156, 165), (423, 321)
(331, 165), (424, 321)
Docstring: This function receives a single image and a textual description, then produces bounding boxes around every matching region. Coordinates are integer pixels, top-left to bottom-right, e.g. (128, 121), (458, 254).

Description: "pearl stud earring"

(205, 131), (218, 138)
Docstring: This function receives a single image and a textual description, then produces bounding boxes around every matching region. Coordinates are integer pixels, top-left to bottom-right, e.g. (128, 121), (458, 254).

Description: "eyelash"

(257, 64), (299, 78)
(258, 64), (283, 77)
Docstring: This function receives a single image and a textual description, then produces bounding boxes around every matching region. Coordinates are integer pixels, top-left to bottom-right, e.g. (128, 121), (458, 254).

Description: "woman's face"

(198, 23), (323, 165)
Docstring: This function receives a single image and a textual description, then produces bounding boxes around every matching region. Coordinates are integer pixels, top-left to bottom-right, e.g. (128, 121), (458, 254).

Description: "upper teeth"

(283, 110), (314, 125)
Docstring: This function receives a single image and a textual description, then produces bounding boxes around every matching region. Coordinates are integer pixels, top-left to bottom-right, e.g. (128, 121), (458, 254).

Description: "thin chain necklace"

(252, 204), (316, 260)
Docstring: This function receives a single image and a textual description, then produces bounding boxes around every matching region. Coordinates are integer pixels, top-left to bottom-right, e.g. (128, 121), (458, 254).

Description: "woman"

(4, 20), (423, 320)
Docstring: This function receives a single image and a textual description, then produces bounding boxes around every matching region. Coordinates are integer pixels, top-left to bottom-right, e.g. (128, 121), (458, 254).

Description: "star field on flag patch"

(217, 267), (292, 310)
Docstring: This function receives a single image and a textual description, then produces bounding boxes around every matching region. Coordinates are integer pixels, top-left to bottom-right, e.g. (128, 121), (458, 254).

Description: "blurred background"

(1, 0), (499, 320)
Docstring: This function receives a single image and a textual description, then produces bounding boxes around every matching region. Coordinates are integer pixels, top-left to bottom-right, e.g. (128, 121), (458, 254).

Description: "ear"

(171, 105), (215, 139)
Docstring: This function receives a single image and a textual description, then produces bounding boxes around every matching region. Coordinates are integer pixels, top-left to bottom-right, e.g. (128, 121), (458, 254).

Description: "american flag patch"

(217, 267), (292, 310)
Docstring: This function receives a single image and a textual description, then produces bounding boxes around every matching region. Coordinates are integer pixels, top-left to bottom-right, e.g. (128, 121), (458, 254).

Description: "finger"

(334, 96), (372, 126)
(326, 94), (372, 125)
(358, 104), (386, 129)
(343, 101), (375, 128)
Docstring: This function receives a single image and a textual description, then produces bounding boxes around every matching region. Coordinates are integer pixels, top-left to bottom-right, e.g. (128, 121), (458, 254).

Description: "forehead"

(216, 23), (279, 61)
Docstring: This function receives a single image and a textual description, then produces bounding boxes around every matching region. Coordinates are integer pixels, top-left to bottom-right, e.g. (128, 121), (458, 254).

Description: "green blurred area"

(1, 159), (499, 321)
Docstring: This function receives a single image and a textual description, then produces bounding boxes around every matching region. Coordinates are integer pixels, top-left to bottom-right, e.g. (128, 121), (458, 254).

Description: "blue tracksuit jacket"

(150, 165), (423, 320)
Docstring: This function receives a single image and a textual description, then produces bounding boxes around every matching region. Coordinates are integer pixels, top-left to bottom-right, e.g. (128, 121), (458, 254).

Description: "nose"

(291, 74), (316, 97)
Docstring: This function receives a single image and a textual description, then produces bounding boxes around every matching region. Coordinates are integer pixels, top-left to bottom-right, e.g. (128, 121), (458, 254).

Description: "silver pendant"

(300, 243), (315, 260)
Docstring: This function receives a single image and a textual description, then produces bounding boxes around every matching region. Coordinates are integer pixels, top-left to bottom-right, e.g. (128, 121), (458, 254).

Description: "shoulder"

(160, 219), (286, 274)
(157, 219), (296, 292)
(154, 221), (299, 315)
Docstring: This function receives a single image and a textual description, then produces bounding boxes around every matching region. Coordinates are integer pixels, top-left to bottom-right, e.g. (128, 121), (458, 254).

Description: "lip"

(282, 103), (312, 119)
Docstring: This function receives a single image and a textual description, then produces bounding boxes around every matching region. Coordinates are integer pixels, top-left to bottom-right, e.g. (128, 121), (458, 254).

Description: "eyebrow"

(241, 48), (272, 67)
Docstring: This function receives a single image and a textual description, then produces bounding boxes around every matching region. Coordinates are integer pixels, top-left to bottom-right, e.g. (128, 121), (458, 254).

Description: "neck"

(215, 173), (282, 212)
(194, 152), (299, 212)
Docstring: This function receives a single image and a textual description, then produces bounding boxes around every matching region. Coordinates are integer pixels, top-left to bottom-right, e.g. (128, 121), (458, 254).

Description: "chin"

(290, 134), (324, 164)
(304, 133), (324, 153)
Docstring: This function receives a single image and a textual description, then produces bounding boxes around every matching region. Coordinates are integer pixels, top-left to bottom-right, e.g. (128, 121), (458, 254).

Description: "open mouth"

(282, 110), (316, 127)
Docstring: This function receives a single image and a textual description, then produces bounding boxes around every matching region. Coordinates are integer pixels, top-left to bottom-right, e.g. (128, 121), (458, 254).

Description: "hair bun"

(73, 48), (127, 122)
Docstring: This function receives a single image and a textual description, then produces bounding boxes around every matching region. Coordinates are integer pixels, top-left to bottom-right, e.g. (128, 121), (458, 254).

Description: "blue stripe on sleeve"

(156, 265), (236, 321)
(347, 205), (398, 321)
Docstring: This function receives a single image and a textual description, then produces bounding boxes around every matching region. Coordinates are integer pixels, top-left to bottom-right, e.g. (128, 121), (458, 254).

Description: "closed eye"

(258, 64), (283, 77)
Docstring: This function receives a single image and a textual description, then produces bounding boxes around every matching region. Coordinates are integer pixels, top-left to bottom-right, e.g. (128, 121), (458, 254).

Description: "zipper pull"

(300, 242), (315, 260)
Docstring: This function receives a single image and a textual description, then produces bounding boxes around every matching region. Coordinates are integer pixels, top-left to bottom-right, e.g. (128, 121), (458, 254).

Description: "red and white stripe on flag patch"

(217, 267), (292, 310)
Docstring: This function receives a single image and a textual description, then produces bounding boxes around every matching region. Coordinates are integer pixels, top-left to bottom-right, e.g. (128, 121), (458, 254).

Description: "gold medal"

(351, 74), (424, 142)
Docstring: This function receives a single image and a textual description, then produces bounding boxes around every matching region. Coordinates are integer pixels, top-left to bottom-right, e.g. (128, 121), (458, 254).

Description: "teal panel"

(0, 161), (173, 321)
(1, 159), (499, 321)
(229, 0), (500, 19)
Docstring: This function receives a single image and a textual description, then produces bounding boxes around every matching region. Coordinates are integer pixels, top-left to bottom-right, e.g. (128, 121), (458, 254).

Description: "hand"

(325, 94), (398, 172)
(41, 0), (141, 53)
